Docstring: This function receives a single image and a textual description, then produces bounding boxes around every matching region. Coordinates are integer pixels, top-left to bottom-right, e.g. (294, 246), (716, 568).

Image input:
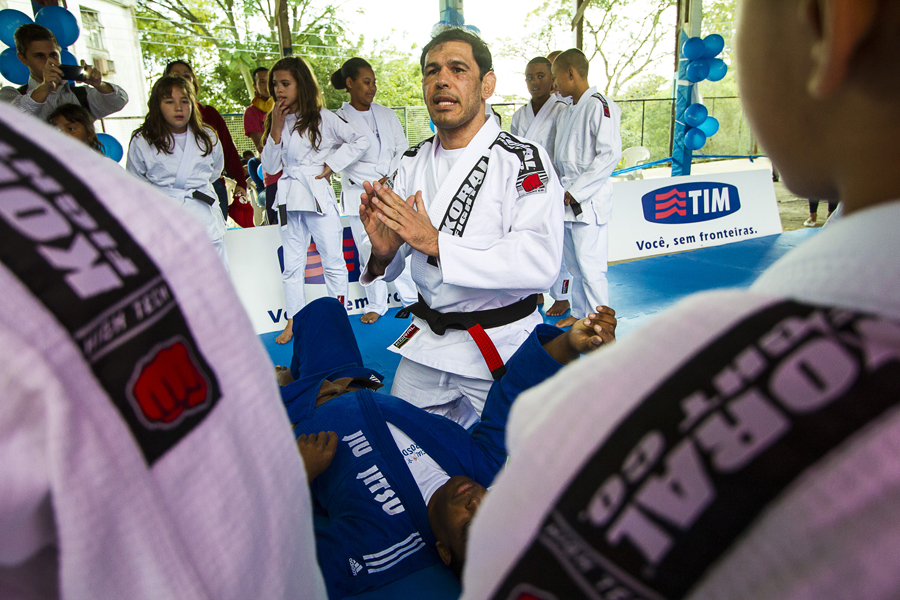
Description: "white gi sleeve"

(125, 136), (150, 182)
(438, 147), (565, 293)
(322, 111), (369, 174)
(567, 101), (622, 203)
(260, 132), (284, 175)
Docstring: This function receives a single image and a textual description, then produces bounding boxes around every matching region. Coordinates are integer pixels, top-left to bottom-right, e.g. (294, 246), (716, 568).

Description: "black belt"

(396, 294), (539, 379)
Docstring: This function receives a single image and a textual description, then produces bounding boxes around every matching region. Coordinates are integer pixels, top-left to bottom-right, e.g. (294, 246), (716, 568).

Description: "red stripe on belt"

(467, 324), (507, 379)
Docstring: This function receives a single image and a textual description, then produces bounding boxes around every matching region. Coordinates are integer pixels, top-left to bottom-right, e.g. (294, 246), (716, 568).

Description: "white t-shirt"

(387, 423), (450, 505)
(346, 104), (379, 141)
(173, 130), (188, 150)
(434, 143), (465, 188)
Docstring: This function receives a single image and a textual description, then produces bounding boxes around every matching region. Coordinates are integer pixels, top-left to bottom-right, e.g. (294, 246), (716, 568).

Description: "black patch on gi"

(0, 121), (222, 465)
(491, 301), (900, 600)
(491, 132), (550, 197)
(403, 137), (434, 158)
(592, 92), (611, 118)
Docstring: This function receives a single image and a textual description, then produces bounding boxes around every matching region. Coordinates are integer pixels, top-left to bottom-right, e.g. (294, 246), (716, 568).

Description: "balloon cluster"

(681, 34), (727, 151)
(0, 6), (81, 85)
(682, 34), (727, 84)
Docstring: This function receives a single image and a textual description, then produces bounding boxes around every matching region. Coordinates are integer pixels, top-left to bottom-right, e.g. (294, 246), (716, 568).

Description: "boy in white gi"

(0, 105), (324, 599)
(511, 56), (572, 318)
(551, 48), (622, 328)
(460, 1), (900, 599)
(359, 29), (564, 428)
(0, 23), (128, 120)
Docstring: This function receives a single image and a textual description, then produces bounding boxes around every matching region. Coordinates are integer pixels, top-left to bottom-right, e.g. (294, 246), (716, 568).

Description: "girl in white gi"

(332, 57), (417, 324)
(262, 56), (368, 344)
(126, 75), (228, 269)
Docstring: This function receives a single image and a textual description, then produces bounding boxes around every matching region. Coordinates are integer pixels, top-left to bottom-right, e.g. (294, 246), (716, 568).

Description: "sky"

(342, 0), (570, 101)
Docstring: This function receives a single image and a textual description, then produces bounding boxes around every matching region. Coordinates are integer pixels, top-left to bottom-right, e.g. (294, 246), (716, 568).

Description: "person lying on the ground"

(275, 297), (616, 598)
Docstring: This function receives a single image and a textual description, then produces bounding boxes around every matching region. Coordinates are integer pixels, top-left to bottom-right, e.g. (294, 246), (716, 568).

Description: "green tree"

(136, 0), (357, 112)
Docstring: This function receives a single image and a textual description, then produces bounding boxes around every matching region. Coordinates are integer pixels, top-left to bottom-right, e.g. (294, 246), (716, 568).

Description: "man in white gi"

(0, 24), (128, 120)
(511, 55), (572, 318)
(460, 1), (900, 599)
(551, 48), (622, 328)
(0, 105), (325, 599)
(359, 28), (564, 428)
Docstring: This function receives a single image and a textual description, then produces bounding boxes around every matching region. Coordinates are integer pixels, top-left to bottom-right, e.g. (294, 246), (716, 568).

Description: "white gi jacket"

(261, 109), (368, 214)
(0, 106), (325, 600)
(335, 102), (408, 212)
(510, 98), (568, 161)
(553, 86), (622, 225)
(0, 75), (129, 120)
(462, 201), (900, 600)
(362, 117), (565, 379)
(126, 127), (226, 242)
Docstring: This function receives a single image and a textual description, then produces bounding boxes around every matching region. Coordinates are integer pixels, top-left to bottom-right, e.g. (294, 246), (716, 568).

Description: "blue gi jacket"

(282, 299), (565, 599)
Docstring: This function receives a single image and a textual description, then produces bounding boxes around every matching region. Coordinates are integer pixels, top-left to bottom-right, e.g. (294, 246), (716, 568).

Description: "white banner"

(608, 170), (783, 262)
(224, 217), (408, 334)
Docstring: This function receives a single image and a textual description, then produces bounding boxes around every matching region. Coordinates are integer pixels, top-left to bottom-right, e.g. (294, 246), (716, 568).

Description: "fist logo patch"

(128, 338), (211, 429)
(507, 584), (557, 600)
(522, 173), (544, 192)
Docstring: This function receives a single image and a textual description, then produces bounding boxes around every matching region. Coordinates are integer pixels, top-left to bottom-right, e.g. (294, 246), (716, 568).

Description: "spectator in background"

(48, 103), (105, 154)
(164, 60), (252, 227)
(244, 66), (271, 153)
(0, 23), (128, 121)
(804, 199), (838, 227)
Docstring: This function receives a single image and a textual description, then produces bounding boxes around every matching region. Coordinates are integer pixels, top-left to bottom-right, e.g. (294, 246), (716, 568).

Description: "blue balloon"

(257, 164), (265, 181)
(429, 119), (435, 133)
(0, 47), (28, 85)
(96, 133), (123, 162)
(685, 127), (707, 151)
(682, 37), (705, 61)
(60, 48), (77, 64)
(0, 9), (32, 48)
(686, 59), (710, 83)
(464, 24), (481, 37)
(698, 116), (720, 137)
(703, 34), (725, 58)
(707, 58), (728, 82)
(35, 6), (79, 47)
(684, 103), (708, 128)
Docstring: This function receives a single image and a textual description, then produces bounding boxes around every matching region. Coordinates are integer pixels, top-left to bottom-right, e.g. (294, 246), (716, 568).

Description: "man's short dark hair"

(420, 28), (493, 80)
(252, 66), (268, 79)
(554, 48), (589, 78)
(15, 23), (58, 56)
(526, 57), (552, 70)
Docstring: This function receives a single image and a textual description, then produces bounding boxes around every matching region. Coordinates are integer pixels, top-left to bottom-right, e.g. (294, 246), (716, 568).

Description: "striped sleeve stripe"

(366, 540), (427, 574)
(363, 532), (421, 561)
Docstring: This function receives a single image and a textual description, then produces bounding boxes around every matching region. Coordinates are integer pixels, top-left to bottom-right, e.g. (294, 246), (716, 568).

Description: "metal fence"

(101, 96), (754, 197)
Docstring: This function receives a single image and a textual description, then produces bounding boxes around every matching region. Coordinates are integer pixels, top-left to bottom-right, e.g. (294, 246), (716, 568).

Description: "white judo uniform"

(361, 117), (564, 426)
(510, 97), (572, 303)
(126, 127), (229, 270)
(462, 199), (900, 600)
(0, 105), (325, 600)
(261, 109), (368, 318)
(553, 86), (622, 317)
(336, 101), (417, 315)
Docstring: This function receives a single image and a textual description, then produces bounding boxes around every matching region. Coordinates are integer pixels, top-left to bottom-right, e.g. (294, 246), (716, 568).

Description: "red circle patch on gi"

(131, 340), (210, 426)
(522, 173), (544, 192)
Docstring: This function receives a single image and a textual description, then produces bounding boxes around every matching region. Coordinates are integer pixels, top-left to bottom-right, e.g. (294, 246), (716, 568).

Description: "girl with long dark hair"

(261, 56), (368, 344)
(126, 75), (229, 269)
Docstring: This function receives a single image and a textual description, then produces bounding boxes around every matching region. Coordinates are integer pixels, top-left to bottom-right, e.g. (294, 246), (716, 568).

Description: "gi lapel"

(370, 104), (392, 174)
(342, 103), (380, 169)
(172, 132), (199, 193)
(426, 118), (500, 239)
(524, 98), (552, 141)
(554, 100), (581, 158)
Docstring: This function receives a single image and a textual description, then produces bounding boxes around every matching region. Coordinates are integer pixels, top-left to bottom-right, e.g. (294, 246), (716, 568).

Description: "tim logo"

(642, 182), (740, 224)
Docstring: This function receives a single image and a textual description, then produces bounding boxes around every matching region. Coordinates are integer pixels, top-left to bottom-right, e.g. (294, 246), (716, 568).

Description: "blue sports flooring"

(260, 229), (819, 388)
(258, 228), (817, 599)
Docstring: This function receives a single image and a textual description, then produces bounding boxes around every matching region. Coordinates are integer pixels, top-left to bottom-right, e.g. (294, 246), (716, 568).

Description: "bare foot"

(546, 299), (570, 316)
(297, 431), (338, 482)
(275, 318), (293, 344)
(274, 365), (295, 387)
(360, 311), (381, 324)
(554, 315), (579, 329)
